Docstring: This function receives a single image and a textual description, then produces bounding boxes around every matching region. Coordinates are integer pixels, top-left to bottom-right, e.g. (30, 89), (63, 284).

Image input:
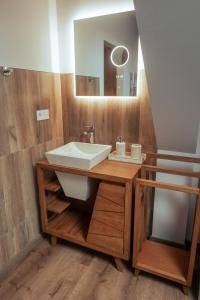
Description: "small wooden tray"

(108, 151), (146, 165)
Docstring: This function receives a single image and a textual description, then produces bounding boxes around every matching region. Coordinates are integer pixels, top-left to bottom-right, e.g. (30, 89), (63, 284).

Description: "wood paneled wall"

(138, 70), (157, 152)
(76, 75), (100, 96)
(61, 71), (156, 152)
(0, 67), (156, 276)
(0, 69), (64, 276)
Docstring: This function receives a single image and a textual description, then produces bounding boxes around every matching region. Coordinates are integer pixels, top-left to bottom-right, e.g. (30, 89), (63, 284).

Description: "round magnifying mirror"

(110, 45), (129, 67)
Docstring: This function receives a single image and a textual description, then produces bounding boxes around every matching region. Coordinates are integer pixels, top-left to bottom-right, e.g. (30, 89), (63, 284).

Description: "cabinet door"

(86, 182), (125, 257)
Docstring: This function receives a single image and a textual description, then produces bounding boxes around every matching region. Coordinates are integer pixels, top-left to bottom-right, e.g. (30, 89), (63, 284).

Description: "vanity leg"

(134, 268), (140, 277)
(182, 285), (189, 296)
(114, 257), (124, 272)
(50, 236), (58, 246)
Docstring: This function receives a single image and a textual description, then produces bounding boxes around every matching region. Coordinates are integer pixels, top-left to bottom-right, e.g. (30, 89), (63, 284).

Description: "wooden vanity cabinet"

(36, 159), (141, 268)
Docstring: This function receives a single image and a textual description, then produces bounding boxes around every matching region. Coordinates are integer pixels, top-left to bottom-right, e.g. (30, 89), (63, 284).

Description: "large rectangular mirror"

(74, 11), (139, 97)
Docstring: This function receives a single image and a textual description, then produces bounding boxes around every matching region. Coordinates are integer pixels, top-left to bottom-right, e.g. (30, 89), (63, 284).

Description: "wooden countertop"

(37, 159), (141, 183)
(91, 159), (141, 181)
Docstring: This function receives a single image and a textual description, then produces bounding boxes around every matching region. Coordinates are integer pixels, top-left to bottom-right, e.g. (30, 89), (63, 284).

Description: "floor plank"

(0, 239), (198, 300)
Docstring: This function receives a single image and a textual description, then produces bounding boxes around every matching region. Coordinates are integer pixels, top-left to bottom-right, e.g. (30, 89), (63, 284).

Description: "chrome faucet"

(80, 123), (95, 144)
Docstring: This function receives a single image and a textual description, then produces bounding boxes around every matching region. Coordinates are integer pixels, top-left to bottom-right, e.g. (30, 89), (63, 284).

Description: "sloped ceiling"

(134, 0), (200, 153)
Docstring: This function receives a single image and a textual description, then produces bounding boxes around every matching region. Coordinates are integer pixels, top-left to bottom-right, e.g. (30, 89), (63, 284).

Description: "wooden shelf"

(47, 194), (70, 214)
(46, 209), (91, 242)
(45, 180), (61, 192)
(135, 240), (189, 284)
(45, 208), (125, 259)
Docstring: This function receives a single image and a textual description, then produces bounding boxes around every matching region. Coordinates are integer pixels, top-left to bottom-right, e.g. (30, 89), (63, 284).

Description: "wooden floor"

(0, 239), (199, 300)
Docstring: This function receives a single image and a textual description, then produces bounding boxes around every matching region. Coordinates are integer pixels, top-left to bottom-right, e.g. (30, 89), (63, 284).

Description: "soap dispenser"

(116, 136), (126, 156)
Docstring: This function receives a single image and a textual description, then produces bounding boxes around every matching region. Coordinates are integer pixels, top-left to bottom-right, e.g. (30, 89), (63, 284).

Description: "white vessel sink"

(46, 142), (112, 170)
(46, 142), (112, 201)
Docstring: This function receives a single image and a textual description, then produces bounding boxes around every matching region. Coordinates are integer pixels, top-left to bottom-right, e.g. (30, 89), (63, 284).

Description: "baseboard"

(0, 234), (43, 281)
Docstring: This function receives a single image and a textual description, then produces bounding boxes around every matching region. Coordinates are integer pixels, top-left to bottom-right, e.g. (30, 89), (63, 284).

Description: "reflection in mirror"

(74, 11), (139, 97)
(111, 45), (129, 68)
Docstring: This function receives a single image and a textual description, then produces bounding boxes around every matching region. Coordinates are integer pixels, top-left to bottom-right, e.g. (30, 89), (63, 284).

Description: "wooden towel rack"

(133, 152), (200, 295)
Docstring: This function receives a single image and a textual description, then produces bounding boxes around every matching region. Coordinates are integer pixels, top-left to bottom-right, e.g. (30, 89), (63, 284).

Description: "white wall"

(186, 123), (200, 241)
(196, 124), (200, 156)
(152, 150), (194, 244)
(0, 0), (58, 72)
(134, 0), (200, 153)
(56, 0), (134, 73)
(134, 0), (200, 244)
(152, 147), (200, 244)
(74, 11), (138, 96)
